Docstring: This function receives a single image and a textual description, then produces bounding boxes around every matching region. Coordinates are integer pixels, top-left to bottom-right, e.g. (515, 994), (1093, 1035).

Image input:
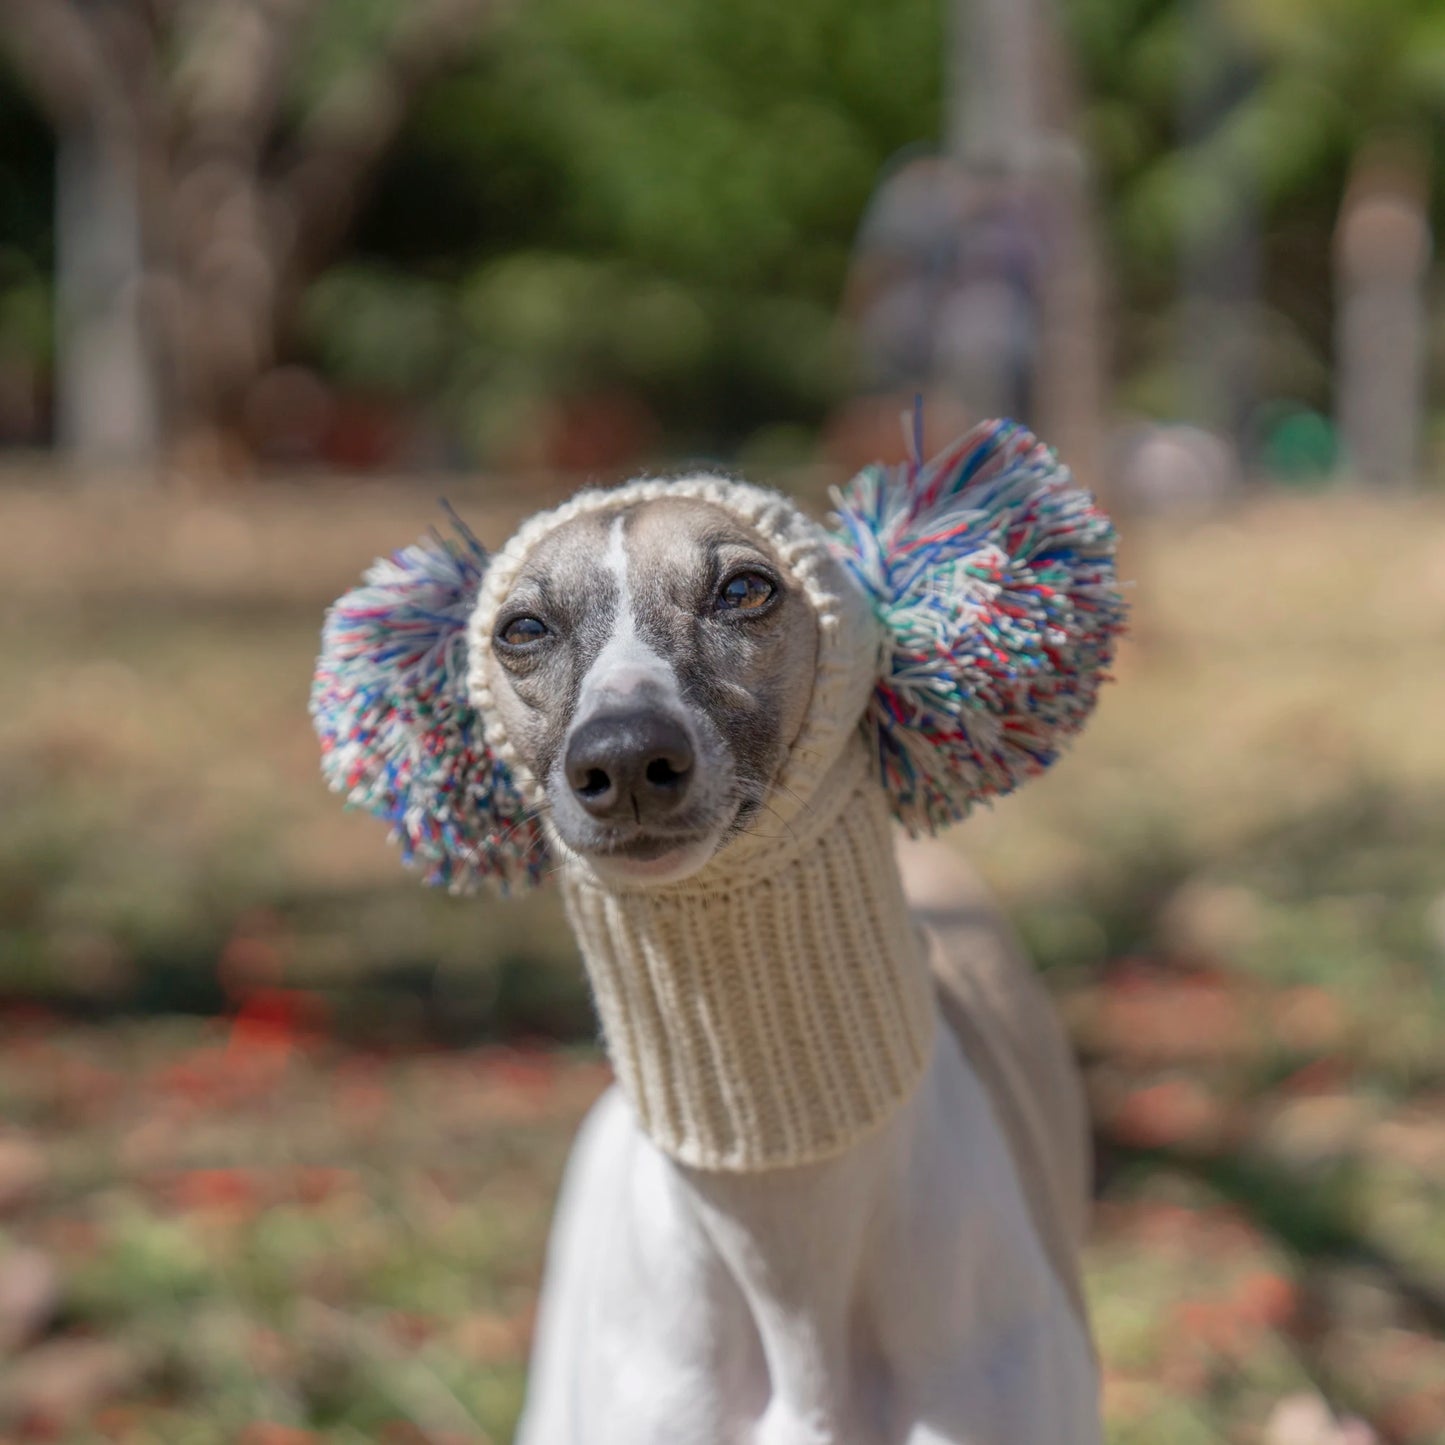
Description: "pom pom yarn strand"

(829, 418), (1127, 835)
(309, 515), (546, 893)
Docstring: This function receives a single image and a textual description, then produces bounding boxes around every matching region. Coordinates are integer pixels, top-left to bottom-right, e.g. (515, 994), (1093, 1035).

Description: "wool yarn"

(830, 418), (1126, 835)
(310, 516), (546, 893)
(311, 422), (1125, 1170)
(562, 736), (936, 1170)
(463, 476), (937, 1168)
(311, 421), (1124, 891)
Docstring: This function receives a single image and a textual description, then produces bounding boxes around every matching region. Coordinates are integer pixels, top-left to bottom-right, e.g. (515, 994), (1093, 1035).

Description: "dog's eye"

(714, 571), (775, 614)
(498, 615), (549, 647)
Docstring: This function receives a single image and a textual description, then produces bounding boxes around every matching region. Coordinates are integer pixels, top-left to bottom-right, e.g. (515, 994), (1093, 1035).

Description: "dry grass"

(1, 469), (1444, 1442)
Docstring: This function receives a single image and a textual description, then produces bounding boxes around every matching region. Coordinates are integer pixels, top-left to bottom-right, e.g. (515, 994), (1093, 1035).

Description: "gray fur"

(485, 496), (819, 881)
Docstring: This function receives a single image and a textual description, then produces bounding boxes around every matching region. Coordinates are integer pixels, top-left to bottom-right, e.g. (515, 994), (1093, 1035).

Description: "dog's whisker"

(727, 781), (801, 846)
(766, 777), (815, 820)
(501, 800), (549, 836)
(484, 800), (550, 856)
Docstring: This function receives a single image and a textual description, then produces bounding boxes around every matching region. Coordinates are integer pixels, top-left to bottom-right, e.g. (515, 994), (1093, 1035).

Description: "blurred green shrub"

(318, 0), (943, 459)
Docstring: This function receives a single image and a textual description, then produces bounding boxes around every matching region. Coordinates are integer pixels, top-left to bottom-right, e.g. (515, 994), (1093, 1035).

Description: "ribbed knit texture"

(563, 739), (937, 1171)
(470, 476), (933, 1171)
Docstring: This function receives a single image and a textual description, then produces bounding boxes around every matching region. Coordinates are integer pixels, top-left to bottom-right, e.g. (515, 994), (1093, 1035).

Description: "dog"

(314, 428), (1120, 1444)
(478, 487), (1100, 1444)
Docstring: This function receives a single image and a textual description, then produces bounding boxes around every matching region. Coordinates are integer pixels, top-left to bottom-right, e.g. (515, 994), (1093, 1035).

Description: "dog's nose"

(565, 710), (695, 822)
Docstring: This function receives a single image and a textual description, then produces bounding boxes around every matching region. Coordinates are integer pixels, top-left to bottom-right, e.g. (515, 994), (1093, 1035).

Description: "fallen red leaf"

(164, 1168), (263, 1217)
(237, 1426), (325, 1445)
(1232, 1269), (1298, 1330)
(1109, 1078), (1227, 1149)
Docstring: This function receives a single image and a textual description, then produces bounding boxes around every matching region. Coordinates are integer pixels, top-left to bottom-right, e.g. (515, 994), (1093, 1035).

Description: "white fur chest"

(517, 1018), (1100, 1445)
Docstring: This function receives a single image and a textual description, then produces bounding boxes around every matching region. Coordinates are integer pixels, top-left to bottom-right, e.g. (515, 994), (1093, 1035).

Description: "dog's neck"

(560, 738), (938, 1172)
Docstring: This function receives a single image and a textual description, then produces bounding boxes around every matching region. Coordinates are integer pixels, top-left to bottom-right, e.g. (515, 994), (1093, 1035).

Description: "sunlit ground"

(1, 474), (1443, 1442)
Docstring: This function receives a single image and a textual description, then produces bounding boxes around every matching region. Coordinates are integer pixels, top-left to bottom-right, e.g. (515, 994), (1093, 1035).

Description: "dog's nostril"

(645, 757), (688, 789)
(565, 709), (694, 820)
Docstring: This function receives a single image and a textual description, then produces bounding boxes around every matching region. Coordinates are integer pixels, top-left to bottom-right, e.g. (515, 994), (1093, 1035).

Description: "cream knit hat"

(467, 473), (884, 852)
(314, 420), (1123, 895)
(467, 475), (935, 1171)
(312, 421), (1125, 1168)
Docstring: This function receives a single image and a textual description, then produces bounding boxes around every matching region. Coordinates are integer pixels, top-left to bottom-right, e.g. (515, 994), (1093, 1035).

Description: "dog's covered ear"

(310, 515), (548, 893)
(830, 418), (1127, 835)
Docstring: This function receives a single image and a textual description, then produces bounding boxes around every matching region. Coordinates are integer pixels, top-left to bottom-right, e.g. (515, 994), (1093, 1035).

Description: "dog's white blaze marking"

(575, 515), (680, 711)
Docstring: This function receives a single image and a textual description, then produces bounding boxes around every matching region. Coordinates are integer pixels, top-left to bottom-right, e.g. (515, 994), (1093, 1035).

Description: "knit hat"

(462, 476), (934, 1168)
(310, 419), (1124, 1171)
(311, 419), (1125, 895)
(466, 472), (885, 873)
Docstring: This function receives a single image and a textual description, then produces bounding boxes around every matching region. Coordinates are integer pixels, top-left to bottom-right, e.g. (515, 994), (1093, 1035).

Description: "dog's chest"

(517, 1028), (1100, 1445)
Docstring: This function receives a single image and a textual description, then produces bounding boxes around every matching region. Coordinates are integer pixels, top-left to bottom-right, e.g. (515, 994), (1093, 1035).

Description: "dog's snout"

(565, 710), (695, 822)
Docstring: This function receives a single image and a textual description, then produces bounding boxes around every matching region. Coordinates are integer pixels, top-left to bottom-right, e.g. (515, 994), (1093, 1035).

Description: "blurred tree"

(5, 0), (1443, 470)
(331, 0), (943, 462)
(840, 0), (1109, 483)
(0, 0), (499, 471)
(295, 0), (1445, 467)
(1335, 142), (1431, 486)
(1065, 0), (1445, 426)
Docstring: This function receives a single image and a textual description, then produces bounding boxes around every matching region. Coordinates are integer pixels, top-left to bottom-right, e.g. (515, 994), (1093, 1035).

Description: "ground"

(0, 473), (1443, 1442)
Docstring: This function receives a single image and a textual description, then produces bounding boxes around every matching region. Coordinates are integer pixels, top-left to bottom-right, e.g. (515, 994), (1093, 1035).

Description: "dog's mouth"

(592, 833), (696, 862)
(569, 824), (727, 886)
(556, 782), (781, 884)
(586, 840), (720, 885)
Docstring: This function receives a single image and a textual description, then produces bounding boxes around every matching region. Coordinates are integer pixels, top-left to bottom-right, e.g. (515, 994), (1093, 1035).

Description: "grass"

(1, 470), (1443, 1441)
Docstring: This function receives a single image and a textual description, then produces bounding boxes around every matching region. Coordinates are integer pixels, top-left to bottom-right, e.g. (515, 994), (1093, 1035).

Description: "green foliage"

(0, 249), (51, 366)
(335, 0), (942, 455)
(7, 0), (1445, 452)
(0, 61), (52, 262)
(1065, 0), (1445, 411)
(321, 0), (1445, 450)
(303, 269), (453, 396)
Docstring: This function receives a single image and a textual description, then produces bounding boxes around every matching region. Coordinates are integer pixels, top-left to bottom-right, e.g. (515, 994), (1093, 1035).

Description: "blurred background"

(1, 0), (1444, 1440)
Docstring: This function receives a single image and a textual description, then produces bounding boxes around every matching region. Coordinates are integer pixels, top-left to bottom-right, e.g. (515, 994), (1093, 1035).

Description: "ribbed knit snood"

(562, 741), (937, 1172)
(471, 472), (931, 1171)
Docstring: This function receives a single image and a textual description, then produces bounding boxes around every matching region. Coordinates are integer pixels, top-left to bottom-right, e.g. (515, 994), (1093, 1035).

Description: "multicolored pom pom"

(310, 514), (547, 893)
(830, 417), (1127, 835)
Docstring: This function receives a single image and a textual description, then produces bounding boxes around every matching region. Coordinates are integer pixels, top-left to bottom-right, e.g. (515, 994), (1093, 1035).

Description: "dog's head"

(312, 421), (1126, 894)
(475, 494), (821, 885)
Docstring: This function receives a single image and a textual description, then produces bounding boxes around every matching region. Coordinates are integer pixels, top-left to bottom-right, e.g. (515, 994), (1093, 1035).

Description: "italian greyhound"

(465, 484), (1102, 1444)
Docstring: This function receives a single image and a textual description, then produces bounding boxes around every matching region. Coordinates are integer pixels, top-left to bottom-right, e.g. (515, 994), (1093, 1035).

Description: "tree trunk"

(54, 119), (160, 470)
(8, 0), (491, 476)
(1176, 0), (1259, 471)
(943, 0), (1107, 488)
(1334, 144), (1430, 487)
